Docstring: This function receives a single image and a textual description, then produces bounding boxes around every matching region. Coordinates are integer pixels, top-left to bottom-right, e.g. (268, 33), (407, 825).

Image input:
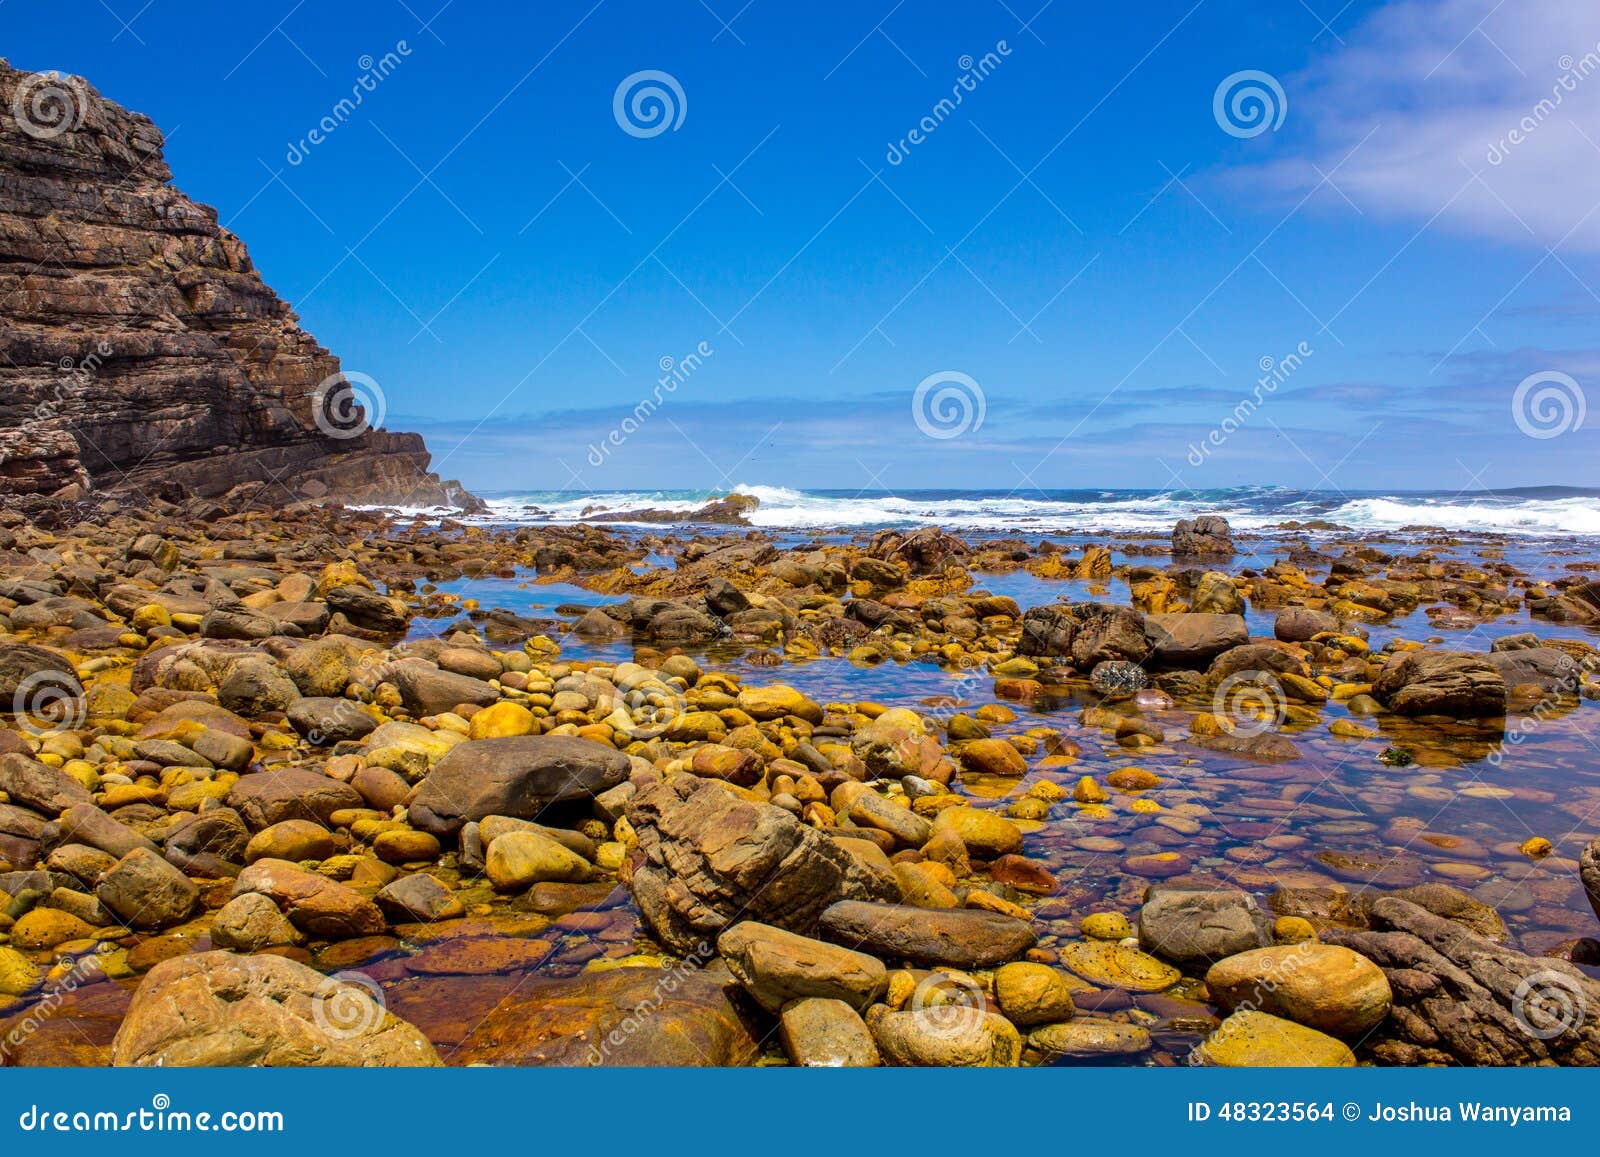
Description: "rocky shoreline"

(0, 497), (1598, 1067)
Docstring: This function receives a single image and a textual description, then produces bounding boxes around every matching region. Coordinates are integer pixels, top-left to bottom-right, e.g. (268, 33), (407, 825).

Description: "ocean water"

(440, 484), (1600, 537)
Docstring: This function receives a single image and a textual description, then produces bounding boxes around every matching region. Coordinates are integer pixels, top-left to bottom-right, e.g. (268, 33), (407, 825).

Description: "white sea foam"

(367, 484), (1600, 538)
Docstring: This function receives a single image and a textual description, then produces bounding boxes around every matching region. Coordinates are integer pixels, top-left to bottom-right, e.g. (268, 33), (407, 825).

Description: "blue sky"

(7, 0), (1600, 492)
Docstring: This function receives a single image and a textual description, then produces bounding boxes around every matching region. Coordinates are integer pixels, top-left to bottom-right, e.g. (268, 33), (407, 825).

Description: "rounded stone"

(1204, 944), (1391, 1037)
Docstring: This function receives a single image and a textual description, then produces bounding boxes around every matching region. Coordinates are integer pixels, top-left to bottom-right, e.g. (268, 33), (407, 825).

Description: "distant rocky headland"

(0, 62), (478, 516)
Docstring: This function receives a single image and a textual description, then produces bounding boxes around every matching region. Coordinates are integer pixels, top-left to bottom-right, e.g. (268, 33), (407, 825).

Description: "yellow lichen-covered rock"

(931, 805), (1023, 857)
(132, 604), (172, 631)
(485, 831), (591, 891)
(372, 829), (441, 865)
(1058, 941), (1179, 992)
(1205, 944), (1391, 1037)
(11, 909), (99, 951)
(1194, 1009), (1355, 1066)
(316, 560), (373, 595)
(1273, 916), (1317, 944)
(0, 946), (43, 997)
(468, 701), (536, 740)
(958, 737), (1026, 777)
(1079, 912), (1133, 940)
(1006, 796), (1049, 821)
(736, 685), (823, 723)
(994, 961), (1078, 1026)
(1072, 775), (1107, 803)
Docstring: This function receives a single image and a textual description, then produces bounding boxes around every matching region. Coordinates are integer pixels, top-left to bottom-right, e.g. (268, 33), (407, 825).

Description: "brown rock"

(233, 858), (386, 938)
(110, 950), (440, 1066)
(626, 776), (898, 956)
(717, 921), (888, 1011)
(818, 900), (1036, 968)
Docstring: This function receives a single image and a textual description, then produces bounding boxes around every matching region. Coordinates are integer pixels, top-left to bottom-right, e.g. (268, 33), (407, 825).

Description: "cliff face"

(0, 62), (479, 510)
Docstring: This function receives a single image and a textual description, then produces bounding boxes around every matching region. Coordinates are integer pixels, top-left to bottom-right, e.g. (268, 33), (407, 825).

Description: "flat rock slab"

(818, 900), (1036, 968)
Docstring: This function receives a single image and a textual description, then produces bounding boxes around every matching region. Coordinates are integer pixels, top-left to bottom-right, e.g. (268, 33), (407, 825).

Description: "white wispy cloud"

(1239, 0), (1600, 252)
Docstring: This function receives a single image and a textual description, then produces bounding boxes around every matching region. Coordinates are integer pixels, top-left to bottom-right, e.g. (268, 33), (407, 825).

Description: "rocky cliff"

(0, 62), (479, 511)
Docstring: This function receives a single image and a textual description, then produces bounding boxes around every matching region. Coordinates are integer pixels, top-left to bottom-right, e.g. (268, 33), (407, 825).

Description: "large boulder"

(1018, 603), (1149, 667)
(1017, 605), (1075, 657)
(1372, 650), (1507, 718)
(111, 950), (439, 1066)
(626, 776), (898, 956)
(1205, 944), (1391, 1037)
(1143, 613), (1248, 668)
(408, 736), (631, 838)
(1137, 886), (1272, 967)
(1172, 515), (1233, 557)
